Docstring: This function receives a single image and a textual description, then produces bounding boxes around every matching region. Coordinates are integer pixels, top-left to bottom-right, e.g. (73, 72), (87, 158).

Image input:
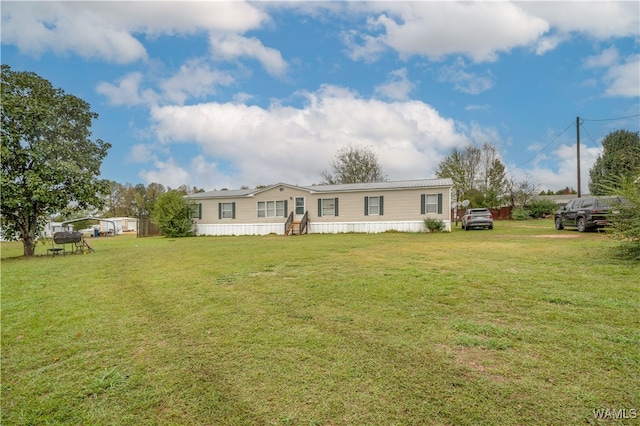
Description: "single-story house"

(187, 178), (453, 236)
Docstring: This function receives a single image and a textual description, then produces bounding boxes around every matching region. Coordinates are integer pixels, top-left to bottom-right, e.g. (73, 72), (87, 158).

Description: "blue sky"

(2, 1), (639, 192)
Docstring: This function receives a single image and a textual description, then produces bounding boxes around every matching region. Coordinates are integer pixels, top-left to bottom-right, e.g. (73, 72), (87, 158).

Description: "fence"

(451, 206), (512, 222)
(137, 216), (162, 237)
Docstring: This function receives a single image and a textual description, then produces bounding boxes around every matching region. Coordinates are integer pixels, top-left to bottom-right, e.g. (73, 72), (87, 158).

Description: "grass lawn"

(1, 220), (638, 425)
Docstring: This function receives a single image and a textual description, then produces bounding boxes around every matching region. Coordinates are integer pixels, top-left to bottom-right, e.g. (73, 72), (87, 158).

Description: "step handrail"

(300, 211), (309, 234)
(284, 211), (294, 234)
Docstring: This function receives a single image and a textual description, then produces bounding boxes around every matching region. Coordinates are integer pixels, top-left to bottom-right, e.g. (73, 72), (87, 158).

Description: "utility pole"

(576, 116), (581, 198)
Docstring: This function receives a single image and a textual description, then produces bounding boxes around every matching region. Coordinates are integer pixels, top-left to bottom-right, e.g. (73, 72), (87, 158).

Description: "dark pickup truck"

(554, 197), (615, 232)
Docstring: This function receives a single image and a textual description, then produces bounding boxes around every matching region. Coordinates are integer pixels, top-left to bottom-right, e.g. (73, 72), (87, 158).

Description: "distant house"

(187, 178), (453, 236)
(43, 221), (74, 238)
(1, 220), (73, 241)
(58, 216), (138, 236)
(101, 217), (138, 234)
(534, 194), (586, 208)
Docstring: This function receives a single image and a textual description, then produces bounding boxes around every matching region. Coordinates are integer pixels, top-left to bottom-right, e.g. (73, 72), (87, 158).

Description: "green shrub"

(526, 199), (558, 218)
(605, 175), (640, 260)
(151, 191), (194, 237)
(423, 217), (445, 232)
(511, 208), (530, 220)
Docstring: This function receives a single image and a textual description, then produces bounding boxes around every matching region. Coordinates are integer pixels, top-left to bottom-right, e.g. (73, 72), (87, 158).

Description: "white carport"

(62, 217), (118, 236)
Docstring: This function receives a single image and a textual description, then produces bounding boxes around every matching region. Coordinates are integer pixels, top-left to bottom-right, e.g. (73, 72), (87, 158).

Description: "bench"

(47, 248), (64, 256)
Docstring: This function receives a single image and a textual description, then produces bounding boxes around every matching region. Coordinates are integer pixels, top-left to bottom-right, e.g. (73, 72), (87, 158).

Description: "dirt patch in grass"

(453, 347), (510, 384)
(533, 234), (580, 238)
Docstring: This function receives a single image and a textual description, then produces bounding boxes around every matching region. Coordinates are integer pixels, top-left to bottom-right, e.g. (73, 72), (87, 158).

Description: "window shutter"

(218, 203), (222, 219)
(421, 194), (426, 214)
(318, 199), (322, 217)
(437, 193), (443, 214)
(364, 196), (369, 216)
(380, 196), (384, 216)
(232, 202), (236, 219)
(197, 203), (202, 219)
(334, 198), (339, 216)
(284, 200), (288, 217)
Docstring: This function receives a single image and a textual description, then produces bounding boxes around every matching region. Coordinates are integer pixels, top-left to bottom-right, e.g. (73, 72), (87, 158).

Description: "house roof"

(188, 188), (257, 199)
(187, 178), (453, 199)
(307, 178), (453, 193)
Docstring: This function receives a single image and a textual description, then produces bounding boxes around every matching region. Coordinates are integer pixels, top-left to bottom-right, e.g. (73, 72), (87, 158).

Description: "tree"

(477, 143), (507, 208)
(605, 174), (640, 260)
(104, 180), (125, 217)
(505, 176), (537, 208)
(1, 65), (111, 256)
(436, 143), (506, 207)
(134, 182), (166, 217)
(589, 130), (640, 196)
(151, 191), (194, 237)
(435, 146), (478, 196)
(321, 144), (387, 184)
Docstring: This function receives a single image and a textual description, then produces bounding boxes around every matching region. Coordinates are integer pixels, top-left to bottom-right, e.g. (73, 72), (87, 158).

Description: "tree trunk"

(22, 232), (36, 257)
(20, 217), (37, 257)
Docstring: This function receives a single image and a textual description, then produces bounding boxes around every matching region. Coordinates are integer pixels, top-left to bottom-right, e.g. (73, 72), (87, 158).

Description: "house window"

(364, 196), (384, 216)
(318, 198), (339, 217)
(295, 197), (305, 215)
(257, 200), (286, 218)
(191, 203), (202, 219)
(219, 202), (235, 219)
(421, 193), (443, 215)
(425, 194), (438, 213)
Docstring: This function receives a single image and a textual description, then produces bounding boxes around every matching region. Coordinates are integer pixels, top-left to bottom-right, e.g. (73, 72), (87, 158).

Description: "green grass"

(2, 220), (639, 425)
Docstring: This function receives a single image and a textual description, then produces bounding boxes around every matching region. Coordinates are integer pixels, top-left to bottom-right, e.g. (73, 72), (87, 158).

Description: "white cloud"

(342, 19), (390, 63)
(584, 48), (640, 98)
(603, 55), (640, 98)
(146, 85), (472, 188)
(1, 2), (146, 63)
(138, 157), (191, 190)
(210, 34), (288, 77)
(438, 58), (494, 95)
(1, 1), (268, 63)
(159, 59), (235, 104)
(97, 60), (236, 106)
(584, 47), (620, 69)
(138, 155), (228, 190)
(374, 68), (415, 101)
(511, 143), (602, 193)
(96, 72), (158, 106)
(344, 2), (548, 63)
(465, 104), (491, 112)
(535, 34), (569, 55)
(343, 2), (638, 63)
(520, 2), (640, 40)
(129, 144), (156, 164)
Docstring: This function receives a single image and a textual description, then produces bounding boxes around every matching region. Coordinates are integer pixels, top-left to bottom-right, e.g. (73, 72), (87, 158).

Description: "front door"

(295, 197), (306, 220)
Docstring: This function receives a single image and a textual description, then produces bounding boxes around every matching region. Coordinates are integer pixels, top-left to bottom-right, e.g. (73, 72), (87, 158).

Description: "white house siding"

(196, 223), (284, 236)
(310, 220), (449, 234)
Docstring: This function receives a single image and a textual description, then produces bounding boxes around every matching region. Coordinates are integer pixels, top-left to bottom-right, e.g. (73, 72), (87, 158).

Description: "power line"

(579, 123), (600, 148)
(506, 120), (574, 174)
(581, 113), (640, 122)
